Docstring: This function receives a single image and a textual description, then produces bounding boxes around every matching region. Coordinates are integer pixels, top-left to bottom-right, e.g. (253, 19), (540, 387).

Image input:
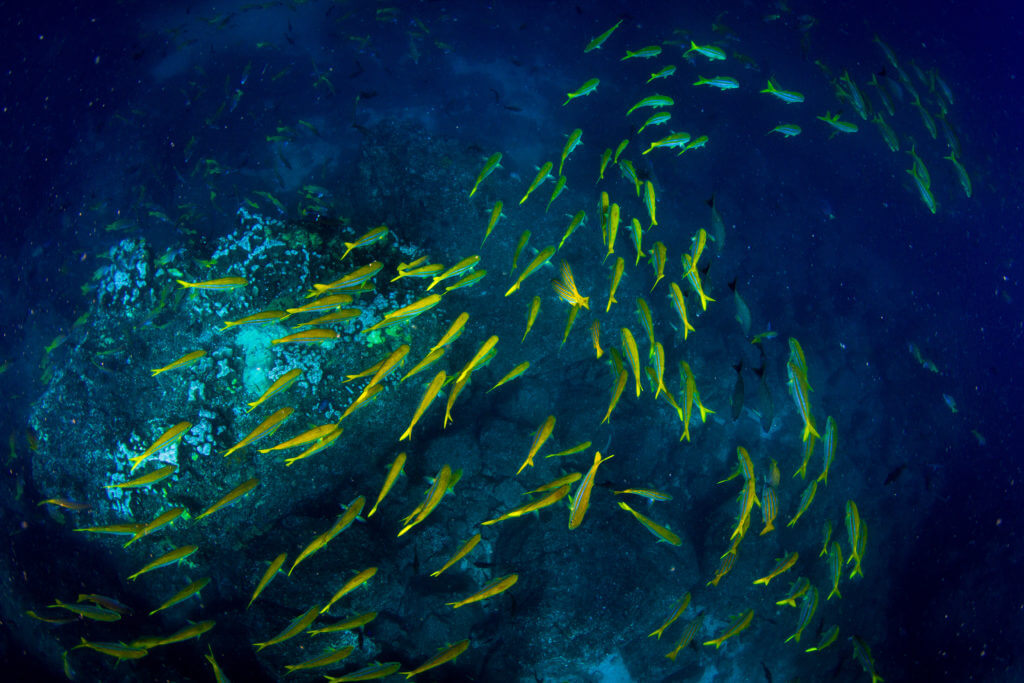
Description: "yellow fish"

(151, 350), (206, 376)
(321, 567), (378, 614)
(175, 277), (247, 290)
(569, 451), (614, 529)
(522, 296), (541, 343)
(149, 577), (210, 615)
(427, 256), (480, 291)
(607, 257), (624, 312)
(292, 309), (361, 329)
(128, 544), (198, 581)
(506, 246), (555, 296)
(519, 162), (553, 205)
(253, 605), (322, 651)
(399, 464), (453, 537)
(643, 180), (657, 227)
(668, 282), (695, 340)
(259, 423), (337, 454)
(488, 361), (530, 393)
(368, 452), (406, 517)
(604, 203), (620, 262)
(753, 551), (799, 586)
(284, 426), (342, 466)
(447, 575), (517, 608)
(584, 19), (623, 52)
(284, 647), (355, 674)
(106, 464), (175, 489)
(310, 261), (383, 296)
(649, 592), (691, 639)
(402, 639), (471, 677)
(481, 201), (505, 247)
(358, 344), (410, 399)
(776, 576), (811, 608)
(703, 609), (754, 649)
(545, 441), (591, 459)
(223, 407), (294, 457)
(400, 348), (446, 383)
(129, 419), (192, 473)
(665, 615), (704, 660)
(220, 310), (289, 331)
(308, 611), (377, 635)
(456, 336), (499, 384)
(430, 533), (482, 577)
(517, 414), (555, 475)
(370, 295), (444, 333)
(482, 484), (571, 525)
(529, 473), (582, 492)
(618, 501), (681, 545)
(400, 371), (447, 441)
(286, 294), (354, 316)
(602, 369), (629, 424)
(326, 662), (401, 681)
(621, 327), (643, 397)
(291, 497), (364, 577)
(248, 552), (287, 608)
(271, 329), (339, 345)
(551, 261), (590, 309)
(72, 638), (147, 660)
(443, 378), (468, 428)
(340, 225), (388, 261)
(430, 313), (469, 353)
(787, 361), (820, 442)
(469, 153), (502, 197)
(194, 478), (259, 520)
(247, 368), (302, 413)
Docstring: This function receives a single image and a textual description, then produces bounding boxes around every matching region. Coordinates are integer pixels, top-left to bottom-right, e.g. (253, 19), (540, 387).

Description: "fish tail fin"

(175, 280), (192, 289)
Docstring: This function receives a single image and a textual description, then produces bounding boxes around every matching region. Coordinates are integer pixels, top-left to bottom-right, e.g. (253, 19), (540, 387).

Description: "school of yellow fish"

(26, 14), (938, 683)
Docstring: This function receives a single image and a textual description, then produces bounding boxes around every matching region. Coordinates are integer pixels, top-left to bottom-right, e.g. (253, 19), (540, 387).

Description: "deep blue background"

(0, 0), (1021, 679)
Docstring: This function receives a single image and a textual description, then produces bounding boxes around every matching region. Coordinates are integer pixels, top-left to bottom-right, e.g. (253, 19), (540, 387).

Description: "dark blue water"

(1, 1), (1021, 681)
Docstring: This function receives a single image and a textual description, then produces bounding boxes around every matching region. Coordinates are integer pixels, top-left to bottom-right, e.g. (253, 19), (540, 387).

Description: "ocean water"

(0, 1), (1021, 681)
